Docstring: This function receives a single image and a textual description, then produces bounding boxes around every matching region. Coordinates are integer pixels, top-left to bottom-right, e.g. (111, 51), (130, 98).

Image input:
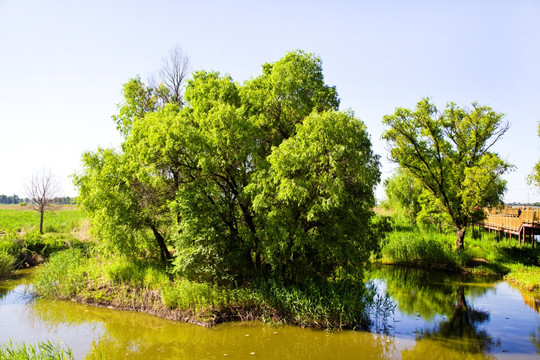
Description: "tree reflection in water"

(370, 266), (500, 357)
(419, 287), (498, 353)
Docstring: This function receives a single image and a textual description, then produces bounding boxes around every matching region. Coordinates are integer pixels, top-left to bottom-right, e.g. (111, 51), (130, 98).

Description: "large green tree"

(76, 50), (380, 284)
(382, 98), (512, 250)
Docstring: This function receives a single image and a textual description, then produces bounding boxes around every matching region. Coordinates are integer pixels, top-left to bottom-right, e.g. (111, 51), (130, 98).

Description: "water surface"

(1, 267), (539, 359)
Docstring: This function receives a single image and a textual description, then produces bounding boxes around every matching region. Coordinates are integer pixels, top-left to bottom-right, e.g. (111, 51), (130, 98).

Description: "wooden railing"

(482, 208), (540, 232)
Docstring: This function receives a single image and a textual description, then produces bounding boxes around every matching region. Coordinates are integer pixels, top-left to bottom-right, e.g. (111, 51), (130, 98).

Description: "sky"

(1, 0), (539, 203)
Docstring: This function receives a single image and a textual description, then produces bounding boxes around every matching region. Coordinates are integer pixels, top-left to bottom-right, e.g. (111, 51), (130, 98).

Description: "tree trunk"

(39, 208), (44, 234)
(149, 224), (172, 262)
(456, 227), (466, 250)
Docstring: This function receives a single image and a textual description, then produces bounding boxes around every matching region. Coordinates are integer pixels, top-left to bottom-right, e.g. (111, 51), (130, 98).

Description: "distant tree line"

(506, 202), (540, 207)
(0, 194), (74, 205)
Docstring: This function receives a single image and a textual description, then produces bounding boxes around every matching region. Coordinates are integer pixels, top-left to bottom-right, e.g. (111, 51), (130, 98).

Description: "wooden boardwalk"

(481, 208), (540, 246)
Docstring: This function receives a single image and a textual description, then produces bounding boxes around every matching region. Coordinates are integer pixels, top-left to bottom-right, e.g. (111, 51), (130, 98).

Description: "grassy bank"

(377, 222), (540, 294)
(0, 206), (91, 279)
(33, 249), (386, 329)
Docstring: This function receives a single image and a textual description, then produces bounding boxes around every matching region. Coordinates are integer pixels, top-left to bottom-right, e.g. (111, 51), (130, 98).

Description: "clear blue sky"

(1, 0), (539, 203)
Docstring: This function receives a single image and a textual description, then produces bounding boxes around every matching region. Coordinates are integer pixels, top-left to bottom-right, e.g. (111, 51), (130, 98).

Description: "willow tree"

(382, 98), (512, 250)
(76, 50), (381, 284)
(382, 168), (423, 225)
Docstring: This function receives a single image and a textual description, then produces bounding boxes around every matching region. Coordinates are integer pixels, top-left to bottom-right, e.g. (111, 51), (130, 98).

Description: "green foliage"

(0, 340), (73, 360)
(112, 76), (159, 137)
(77, 50), (380, 286)
(34, 245), (385, 329)
(250, 110), (380, 281)
(73, 148), (171, 261)
(0, 194), (25, 204)
(382, 168), (422, 225)
(34, 249), (88, 299)
(161, 279), (244, 312)
(382, 98), (512, 249)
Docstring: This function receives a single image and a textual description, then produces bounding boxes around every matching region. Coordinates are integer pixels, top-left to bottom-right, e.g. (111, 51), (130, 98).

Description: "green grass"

(505, 263), (540, 292)
(380, 230), (459, 269)
(34, 248), (390, 329)
(0, 206), (86, 234)
(0, 340), (73, 360)
(0, 207), (92, 277)
(378, 223), (540, 293)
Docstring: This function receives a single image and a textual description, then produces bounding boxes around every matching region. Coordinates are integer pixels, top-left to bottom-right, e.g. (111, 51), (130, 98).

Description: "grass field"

(0, 205), (84, 234)
(0, 205), (91, 278)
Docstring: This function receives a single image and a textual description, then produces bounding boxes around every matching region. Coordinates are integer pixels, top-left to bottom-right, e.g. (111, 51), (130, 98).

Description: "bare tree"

(149, 45), (191, 106)
(25, 169), (61, 234)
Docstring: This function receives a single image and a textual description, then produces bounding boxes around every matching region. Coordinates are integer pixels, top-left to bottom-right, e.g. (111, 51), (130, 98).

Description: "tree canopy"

(75, 50), (381, 284)
(382, 98), (511, 249)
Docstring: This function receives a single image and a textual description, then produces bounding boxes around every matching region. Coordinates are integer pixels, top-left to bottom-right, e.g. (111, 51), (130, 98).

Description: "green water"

(1, 267), (539, 359)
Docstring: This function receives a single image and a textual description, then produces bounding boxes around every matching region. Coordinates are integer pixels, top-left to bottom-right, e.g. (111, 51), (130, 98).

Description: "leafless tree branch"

(149, 45), (191, 106)
(25, 169), (61, 234)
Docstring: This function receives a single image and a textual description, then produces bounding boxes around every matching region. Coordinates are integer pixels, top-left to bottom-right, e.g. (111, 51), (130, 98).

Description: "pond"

(1, 267), (539, 359)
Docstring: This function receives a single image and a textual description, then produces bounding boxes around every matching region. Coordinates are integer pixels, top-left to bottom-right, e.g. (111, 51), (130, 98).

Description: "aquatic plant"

(381, 230), (459, 269)
(0, 340), (73, 360)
